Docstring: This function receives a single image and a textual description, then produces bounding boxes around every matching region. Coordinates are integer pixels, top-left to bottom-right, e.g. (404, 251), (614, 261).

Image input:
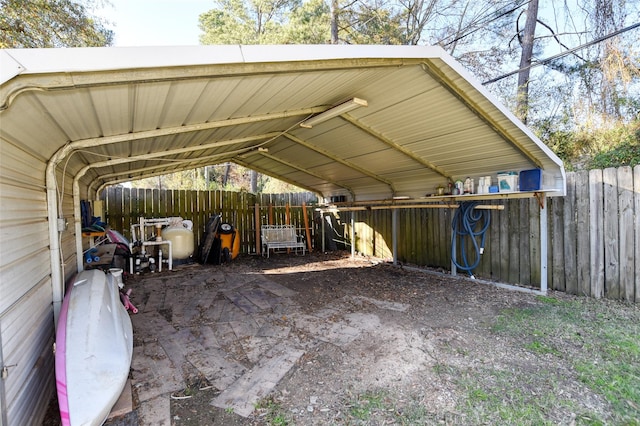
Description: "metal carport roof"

(0, 44), (565, 204)
(0, 44), (566, 321)
(0, 47), (566, 421)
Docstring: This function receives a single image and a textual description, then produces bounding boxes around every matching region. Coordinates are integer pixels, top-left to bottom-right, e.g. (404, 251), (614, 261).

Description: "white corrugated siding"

(0, 139), (58, 425)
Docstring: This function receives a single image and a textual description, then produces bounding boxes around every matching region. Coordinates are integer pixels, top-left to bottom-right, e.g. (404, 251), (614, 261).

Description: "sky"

(96, 0), (213, 46)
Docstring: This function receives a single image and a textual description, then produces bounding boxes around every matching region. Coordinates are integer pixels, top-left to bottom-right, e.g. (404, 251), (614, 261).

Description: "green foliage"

(254, 396), (291, 425)
(340, 4), (405, 44)
(534, 118), (640, 170)
(199, 0), (302, 44)
(588, 129), (640, 169)
(283, 0), (330, 44)
(348, 391), (388, 420)
(0, 0), (113, 48)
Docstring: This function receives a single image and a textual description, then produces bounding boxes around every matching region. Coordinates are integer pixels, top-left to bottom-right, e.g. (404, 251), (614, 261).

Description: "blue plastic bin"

(519, 169), (542, 191)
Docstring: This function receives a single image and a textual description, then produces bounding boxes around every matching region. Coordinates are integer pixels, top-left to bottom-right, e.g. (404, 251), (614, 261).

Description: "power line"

(482, 21), (640, 85)
(438, 0), (532, 48)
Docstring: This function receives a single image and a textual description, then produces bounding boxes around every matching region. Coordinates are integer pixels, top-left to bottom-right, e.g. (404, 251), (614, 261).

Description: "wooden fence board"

(508, 200), (520, 283)
(107, 186), (118, 233)
(576, 171), (591, 296)
(123, 188), (131, 240)
(635, 166), (640, 303)
(563, 172), (578, 295)
(150, 189), (158, 216)
(603, 168), (619, 298)
(420, 209), (429, 266)
(428, 209), (438, 267)
(145, 189), (153, 218)
(114, 186), (124, 234)
(618, 166), (634, 301)
(441, 208), (450, 269)
(158, 188), (167, 218)
(481, 205), (493, 278)
(425, 209), (435, 265)
(589, 169), (604, 298)
(528, 199), (540, 287)
(550, 196), (565, 291)
(499, 199), (510, 281)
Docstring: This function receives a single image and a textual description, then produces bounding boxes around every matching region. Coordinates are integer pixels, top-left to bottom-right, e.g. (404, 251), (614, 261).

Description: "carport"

(0, 45), (565, 424)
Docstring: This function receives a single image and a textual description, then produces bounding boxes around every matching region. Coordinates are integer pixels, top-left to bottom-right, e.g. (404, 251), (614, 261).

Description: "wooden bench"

(261, 225), (306, 258)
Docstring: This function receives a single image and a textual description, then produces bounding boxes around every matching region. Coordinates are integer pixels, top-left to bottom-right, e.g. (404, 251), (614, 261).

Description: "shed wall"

(0, 139), (67, 425)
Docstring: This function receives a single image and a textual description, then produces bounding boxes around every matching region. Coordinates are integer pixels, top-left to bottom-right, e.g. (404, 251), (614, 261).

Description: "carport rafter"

(81, 131), (279, 172)
(340, 114), (452, 180)
(281, 132), (396, 197)
(232, 157), (325, 197)
(48, 107), (328, 158)
(0, 55), (415, 111)
(419, 61), (543, 170)
(87, 152), (248, 198)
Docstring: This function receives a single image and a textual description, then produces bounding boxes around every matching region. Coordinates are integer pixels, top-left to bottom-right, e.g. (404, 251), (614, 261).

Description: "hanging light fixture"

(300, 98), (368, 128)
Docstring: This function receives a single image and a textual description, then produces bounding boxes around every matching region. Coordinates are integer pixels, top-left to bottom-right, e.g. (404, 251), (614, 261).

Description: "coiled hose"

(451, 201), (490, 278)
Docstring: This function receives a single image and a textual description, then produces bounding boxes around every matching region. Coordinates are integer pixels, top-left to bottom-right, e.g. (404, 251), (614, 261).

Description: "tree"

(285, 0), (331, 43)
(515, 0), (538, 123)
(0, 0), (113, 48)
(339, 0), (405, 44)
(195, 0), (639, 171)
(199, 0), (301, 44)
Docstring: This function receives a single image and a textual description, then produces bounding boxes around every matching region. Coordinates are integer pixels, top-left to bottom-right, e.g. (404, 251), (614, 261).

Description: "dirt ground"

(46, 250), (628, 425)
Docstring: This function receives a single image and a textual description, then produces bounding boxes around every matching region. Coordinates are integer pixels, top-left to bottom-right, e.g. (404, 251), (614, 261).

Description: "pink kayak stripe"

(55, 280), (73, 426)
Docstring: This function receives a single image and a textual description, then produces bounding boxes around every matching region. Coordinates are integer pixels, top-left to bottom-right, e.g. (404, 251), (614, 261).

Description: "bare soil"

(46, 250), (632, 425)
(143, 251), (603, 425)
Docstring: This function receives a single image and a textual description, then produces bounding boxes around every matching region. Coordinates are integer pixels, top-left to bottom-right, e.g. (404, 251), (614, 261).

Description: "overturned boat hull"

(55, 269), (133, 425)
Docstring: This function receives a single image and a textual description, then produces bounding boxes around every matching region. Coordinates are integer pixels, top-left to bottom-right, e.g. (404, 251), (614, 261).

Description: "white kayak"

(55, 269), (133, 426)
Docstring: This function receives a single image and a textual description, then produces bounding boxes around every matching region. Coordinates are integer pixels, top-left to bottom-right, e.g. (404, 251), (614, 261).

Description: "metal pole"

(321, 211), (325, 252)
(540, 196), (548, 294)
(351, 213), (355, 259)
(392, 208), (398, 265)
(451, 212), (457, 276)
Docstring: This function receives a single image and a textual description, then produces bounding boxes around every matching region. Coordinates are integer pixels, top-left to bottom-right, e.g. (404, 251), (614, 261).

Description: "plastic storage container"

(519, 169), (542, 191)
(497, 171), (519, 192)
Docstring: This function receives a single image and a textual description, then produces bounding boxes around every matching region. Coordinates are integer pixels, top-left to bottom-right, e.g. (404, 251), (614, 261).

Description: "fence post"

(255, 203), (261, 255)
(539, 196), (547, 294)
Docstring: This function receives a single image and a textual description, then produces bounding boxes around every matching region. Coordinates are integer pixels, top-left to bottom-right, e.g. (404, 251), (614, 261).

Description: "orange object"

(217, 223), (240, 262)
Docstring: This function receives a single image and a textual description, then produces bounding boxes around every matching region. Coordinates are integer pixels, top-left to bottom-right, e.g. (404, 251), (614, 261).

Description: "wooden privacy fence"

(337, 165), (639, 303)
(102, 188), (318, 256)
(102, 165), (639, 302)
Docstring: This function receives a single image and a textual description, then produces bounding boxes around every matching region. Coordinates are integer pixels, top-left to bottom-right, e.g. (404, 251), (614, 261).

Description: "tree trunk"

(250, 170), (258, 193)
(330, 0), (339, 44)
(223, 163), (231, 186)
(516, 0), (538, 124)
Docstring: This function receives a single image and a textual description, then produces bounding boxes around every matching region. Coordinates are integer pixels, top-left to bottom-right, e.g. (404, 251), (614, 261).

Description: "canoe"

(55, 269), (133, 426)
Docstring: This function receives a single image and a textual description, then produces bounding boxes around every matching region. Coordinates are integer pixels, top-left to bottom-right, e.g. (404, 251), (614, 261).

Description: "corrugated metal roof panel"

(1, 45), (565, 204)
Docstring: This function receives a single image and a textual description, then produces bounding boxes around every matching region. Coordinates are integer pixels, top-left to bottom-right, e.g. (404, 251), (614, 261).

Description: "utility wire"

(482, 21), (640, 85)
(438, 0), (532, 47)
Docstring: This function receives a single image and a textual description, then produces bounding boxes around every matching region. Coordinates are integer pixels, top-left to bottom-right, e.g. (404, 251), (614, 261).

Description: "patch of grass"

(525, 339), (561, 356)
(254, 396), (290, 426)
(348, 391), (388, 420)
(453, 365), (599, 425)
(342, 390), (442, 424)
(486, 296), (640, 424)
(573, 314), (640, 423)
